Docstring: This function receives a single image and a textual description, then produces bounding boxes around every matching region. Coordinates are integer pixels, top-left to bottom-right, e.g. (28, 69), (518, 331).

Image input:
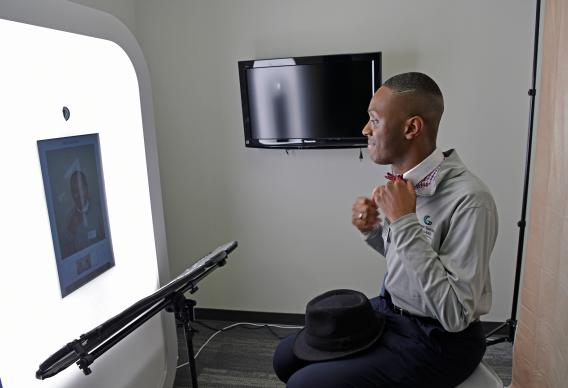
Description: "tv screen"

(37, 134), (115, 297)
(238, 52), (381, 149)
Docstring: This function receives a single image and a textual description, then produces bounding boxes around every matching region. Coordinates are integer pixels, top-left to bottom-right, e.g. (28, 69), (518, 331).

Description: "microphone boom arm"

(36, 240), (238, 381)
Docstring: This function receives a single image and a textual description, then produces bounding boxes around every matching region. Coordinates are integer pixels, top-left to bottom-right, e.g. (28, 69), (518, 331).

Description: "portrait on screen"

(38, 134), (115, 297)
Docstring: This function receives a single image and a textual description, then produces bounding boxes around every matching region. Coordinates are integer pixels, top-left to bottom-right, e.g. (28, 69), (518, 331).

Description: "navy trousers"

(273, 296), (485, 388)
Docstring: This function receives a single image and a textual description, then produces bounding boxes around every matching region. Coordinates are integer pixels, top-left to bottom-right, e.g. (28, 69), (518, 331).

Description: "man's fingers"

(352, 196), (380, 232)
(354, 207), (378, 220)
(352, 201), (383, 232)
(353, 197), (375, 212)
(371, 186), (381, 203)
(406, 179), (416, 193)
(373, 186), (386, 204)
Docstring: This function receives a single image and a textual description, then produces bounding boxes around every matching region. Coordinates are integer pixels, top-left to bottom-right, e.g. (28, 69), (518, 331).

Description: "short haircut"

(383, 72), (443, 99)
(383, 72), (444, 137)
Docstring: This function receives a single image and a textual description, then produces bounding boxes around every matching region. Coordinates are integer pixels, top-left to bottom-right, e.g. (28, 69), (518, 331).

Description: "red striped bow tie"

(385, 172), (406, 182)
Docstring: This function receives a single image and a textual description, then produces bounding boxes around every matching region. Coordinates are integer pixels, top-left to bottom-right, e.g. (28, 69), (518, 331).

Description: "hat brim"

(292, 311), (386, 362)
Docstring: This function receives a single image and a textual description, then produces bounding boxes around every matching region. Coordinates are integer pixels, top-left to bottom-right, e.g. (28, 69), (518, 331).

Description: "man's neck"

(391, 145), (436, 175)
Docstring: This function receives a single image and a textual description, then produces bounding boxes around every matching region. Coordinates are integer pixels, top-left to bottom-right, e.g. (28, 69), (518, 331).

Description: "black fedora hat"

(293, 289), (385, 362)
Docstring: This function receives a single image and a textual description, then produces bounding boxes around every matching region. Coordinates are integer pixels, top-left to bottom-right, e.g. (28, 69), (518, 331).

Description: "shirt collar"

(401, 148), (444, 185)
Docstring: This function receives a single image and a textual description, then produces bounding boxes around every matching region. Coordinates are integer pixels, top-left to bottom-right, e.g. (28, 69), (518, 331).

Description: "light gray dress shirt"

(364, 149), (498, 332)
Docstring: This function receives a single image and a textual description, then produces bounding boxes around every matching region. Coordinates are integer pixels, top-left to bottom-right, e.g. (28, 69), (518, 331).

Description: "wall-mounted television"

(238, 52), (381, 149)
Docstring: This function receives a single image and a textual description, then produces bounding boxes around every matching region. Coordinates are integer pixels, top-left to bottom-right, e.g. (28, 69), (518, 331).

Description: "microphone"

(36, 339), (87, 379)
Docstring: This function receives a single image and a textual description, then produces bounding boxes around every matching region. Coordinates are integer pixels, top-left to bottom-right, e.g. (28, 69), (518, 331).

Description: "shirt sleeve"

(388, 206), (497, 332)
(363, 224), (385, 257)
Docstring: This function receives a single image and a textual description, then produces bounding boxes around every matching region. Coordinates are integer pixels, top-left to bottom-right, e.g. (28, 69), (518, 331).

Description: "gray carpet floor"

(174, 320), (513, 388)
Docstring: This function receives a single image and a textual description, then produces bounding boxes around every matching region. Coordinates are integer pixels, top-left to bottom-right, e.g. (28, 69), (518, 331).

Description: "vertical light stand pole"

(486, 0), (541, 346)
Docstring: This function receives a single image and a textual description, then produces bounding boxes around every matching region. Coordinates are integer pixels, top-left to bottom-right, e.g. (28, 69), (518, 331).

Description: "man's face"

(71, 175), (89, 208)
(362, 86), (408, 165)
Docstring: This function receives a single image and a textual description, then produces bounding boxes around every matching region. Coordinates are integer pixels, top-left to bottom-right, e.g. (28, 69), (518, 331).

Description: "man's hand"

(373, 178), (416, 222)
(352, 196), (381, 233)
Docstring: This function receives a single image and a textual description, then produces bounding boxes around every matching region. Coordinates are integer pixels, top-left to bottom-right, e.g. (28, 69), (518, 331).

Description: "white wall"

(76, 0), (535, 323)
(71, 0), (136, 35)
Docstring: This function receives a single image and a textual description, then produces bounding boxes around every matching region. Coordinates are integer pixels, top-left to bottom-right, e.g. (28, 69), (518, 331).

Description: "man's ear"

(404, 116), (424, 140)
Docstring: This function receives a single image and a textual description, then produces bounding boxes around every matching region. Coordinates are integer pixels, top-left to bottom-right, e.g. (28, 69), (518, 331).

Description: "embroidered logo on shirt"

(421, 216), (434, 241)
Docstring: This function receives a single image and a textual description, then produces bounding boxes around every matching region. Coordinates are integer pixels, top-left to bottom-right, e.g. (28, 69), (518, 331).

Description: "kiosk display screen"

(37, 134), (114, 297)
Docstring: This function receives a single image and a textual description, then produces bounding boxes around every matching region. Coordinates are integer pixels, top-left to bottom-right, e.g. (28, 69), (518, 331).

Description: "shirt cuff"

(361, 224), (381, 241)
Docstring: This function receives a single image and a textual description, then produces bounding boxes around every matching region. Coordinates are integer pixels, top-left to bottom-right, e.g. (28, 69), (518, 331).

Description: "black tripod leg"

(168, 293), (199, 388)
(182, 319), (199, 388)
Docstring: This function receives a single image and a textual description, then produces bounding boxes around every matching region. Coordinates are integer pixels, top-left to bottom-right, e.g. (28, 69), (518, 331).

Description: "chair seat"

(456, 361), (503, 388)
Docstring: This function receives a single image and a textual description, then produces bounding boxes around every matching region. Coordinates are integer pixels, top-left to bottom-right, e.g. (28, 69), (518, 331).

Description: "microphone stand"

(486, 0), (541, 346)
(36, 240), (238, 388)
(167, 292), (199, 388)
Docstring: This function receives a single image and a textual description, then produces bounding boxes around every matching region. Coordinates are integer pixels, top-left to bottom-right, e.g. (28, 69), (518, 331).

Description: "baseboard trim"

(195, 308), (304, 325)
(194, 308), (508, 335)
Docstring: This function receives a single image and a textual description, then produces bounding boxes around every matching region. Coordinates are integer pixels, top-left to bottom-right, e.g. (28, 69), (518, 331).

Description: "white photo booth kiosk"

(0, 1), (177, 387)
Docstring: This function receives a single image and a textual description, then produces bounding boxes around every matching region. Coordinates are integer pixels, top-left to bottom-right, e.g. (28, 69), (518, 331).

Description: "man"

(273, 72), (498, 387)
(61, 170), (105, 258)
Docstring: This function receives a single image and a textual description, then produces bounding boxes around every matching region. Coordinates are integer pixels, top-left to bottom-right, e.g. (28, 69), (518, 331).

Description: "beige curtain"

(510, 0), (568, 387)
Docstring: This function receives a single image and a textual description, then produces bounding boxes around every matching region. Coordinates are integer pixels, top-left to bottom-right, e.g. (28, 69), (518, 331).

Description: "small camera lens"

(62, 106), (70, 121)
